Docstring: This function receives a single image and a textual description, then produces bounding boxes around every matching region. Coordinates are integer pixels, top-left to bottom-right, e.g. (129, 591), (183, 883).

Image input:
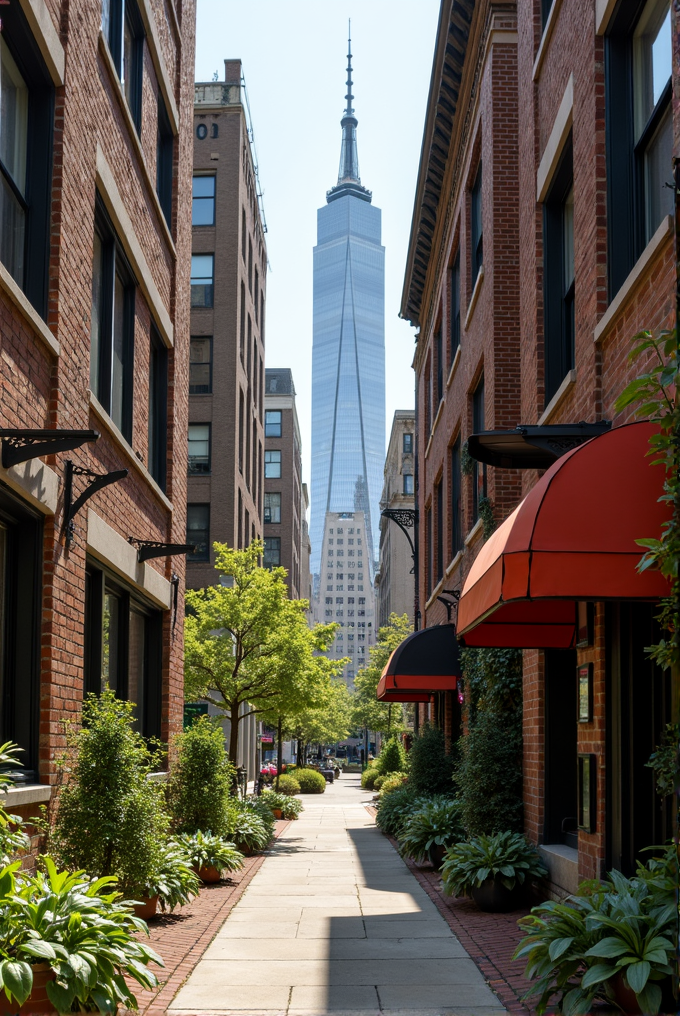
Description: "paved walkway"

(169, 774), (506, 1015)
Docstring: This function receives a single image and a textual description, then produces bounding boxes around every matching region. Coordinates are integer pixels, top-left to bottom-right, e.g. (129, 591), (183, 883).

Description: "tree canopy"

(351, 613), (412, 736)
(184, 542), (343, 763)
(279, 677), (352, 753)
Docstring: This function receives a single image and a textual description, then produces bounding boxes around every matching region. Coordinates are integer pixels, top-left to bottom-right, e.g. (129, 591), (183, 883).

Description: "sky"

(195, 0), (441, 488)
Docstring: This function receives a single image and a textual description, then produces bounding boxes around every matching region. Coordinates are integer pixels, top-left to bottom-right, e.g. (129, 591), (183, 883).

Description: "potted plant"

(140, 843), (201, 916)
(173, 831), (244, 883)
(398, 797), (463, 869)
(259, 791), (303, 821)
(226, 810), (270, 855)
(441, 831), (547, 912)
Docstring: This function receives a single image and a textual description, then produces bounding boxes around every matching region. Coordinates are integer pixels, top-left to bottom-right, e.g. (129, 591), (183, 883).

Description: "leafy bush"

(258, 791), (303, 820)
(293, 768), (326, 794)
(0, 742), (30, 863)
(243, 795), (279, 832)
(227, 809), (270, 853)
(275, 774), (301, 796)
(361, 765), (381, 790)
(409, 724), (457, 796)
(375, 785), (429, 839)
(51, 691), (168, 896)
(442, 831), (547, 898)
(0, 857), (163, 1012)
(167, 716), (235, 836)
(172, 831), (244, 874)
(454, 713), (523, 835)
(398, 798), (464, 863)
(146, 843), (201, 912)
(377, 773), (407, 794)
(376, 736), (407, 775)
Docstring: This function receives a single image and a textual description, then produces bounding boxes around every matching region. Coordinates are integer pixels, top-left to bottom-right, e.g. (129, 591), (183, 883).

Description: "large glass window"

(451, 437), (462, 556)
(0, 37), (27, 286)
(265, 410), (282, 437)
(543, 137), (575, 403)
(156, 97), (173, 227)
(450, 252), (460, 361)
(435, 328), (443, 404)
(188, 424), (211, 474)
(471, 163), (483, 282)
(403, 473), (414, 495)
(187, 504), (210, 562)
(103, 0), (144, 130)
(192, 175), (215, 226)
(265, 450), (281, 478)
(191, 254), (214, 308)
(90, 202), (135, 440)
(148, 329), (167, 489)
(633, 0), (672, 240)
(264, 492), (281, 524)
(472, 378), (487, 521)
(263, 537), (281, 569)
(435, 480), (443, 584)
(189, 336), (212, 394)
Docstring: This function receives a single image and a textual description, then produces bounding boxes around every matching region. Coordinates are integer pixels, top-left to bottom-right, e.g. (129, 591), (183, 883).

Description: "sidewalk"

(167, 774), (506, 1015)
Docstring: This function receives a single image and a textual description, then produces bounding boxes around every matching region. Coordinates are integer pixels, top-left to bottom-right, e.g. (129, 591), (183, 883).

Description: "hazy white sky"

(195, 0), (441, 488)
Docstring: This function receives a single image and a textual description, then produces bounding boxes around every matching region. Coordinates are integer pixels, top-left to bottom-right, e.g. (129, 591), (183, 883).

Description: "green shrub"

(275, 773), (301, 796)
(398, 797), (464, 863)
(375, 773), (407, 793)
(172, 830), (244, 873)
(375, 785), (429, 838)
(51, 691), (168, 896)
(227, 808), (270, 852)
(167, 716), (234, 836)
(244, 795), (279, 831)
(259, 791), (303, 820)
(409, 724), (457, 796)
(442, 831), (546, 898)
(454, 713), (523, 835)
(376, 736), (407, 775)
(147, 842), (201, 911)
(361, 766), (380, 790)
(293, 768), (326, 794)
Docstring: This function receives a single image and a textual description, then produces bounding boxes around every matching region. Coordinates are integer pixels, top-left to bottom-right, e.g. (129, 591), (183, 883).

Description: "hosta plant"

(398, 798), (464, 864)
(145, 843), (201, 912)
(259, 791), (303, 820)
(227, 810), (270, 853)
(172, 831), (244, 874)
(441, 831), (547, 898)
(375, 786), (429, 839)
(0, 742), (30, 864)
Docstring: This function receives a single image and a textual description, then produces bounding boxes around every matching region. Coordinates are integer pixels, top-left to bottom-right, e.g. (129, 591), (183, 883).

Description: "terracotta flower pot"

(470, 877), (525, 913)
(132, 895), (159, 920)
(0, 963), (55, 1014)
(197, 864), (222, 883)
(272, 808), (283, 819)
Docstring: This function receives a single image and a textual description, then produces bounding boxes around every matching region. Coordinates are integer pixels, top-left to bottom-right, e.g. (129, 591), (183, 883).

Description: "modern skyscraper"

(310, 37), (385, 581)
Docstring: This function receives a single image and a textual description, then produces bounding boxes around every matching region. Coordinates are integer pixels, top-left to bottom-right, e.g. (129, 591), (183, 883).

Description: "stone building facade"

(0, 0), (195, 819)
(263, 368), (303, 599)
(402, 0), (676, 893)
(375, 411), (415, 628)
(187, 59), (266, 588)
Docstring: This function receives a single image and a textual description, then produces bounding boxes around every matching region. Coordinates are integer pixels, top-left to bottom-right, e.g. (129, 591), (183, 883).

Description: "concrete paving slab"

(296, 917), (366, 939)
(289, 985), (380, 1010)
(326, 937), (469, 960)
(377, 984), (505, 1009)
(362, 919), (455, 938)
(170, 981), (291, 1010)
(214, 920), (300, 939)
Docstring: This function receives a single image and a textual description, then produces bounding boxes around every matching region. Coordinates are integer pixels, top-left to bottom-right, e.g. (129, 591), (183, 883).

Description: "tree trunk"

(228, 701), (240, 767)
(275, 715), (283, 791)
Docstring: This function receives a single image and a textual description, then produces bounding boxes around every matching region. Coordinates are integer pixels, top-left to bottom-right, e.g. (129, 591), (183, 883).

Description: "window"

(425, 505), (432, 596)
(436, 480), (443, 584)
(0, 10), (54, 317)
(192, 175), (215, 226)
(187, 504), (210, 562)
(606, 0), (673, 296)
(248, 237), (253, 293)
(403, 473), (414, 495)
(425, 359), (432, 434)
(450, 252), (460, 361)
(471, 162), (483, 281)
(84, 565), (162, 738)
(451, 437), (462, 556)
(156, 97), (173, 227)
(191, 254), (214, 307)
(188, 424), (210, 474)
(541, 0), (554, 27)
(102, 0), (144, 131)
(239, 282), (246, 362)
(264, 450), (281, 478)
(263, 537), (281, 569)
(265, 410), (282, 437)
(148, 330), (167, 489)
(472, 378), (487, 521)
(190, 336), (212, 394)
(403, 433), (413, 454)
(238, 389), (244, 473)
(241, 208), (246, 260)
(435, 328), (443, 404)
(90, 201), (135, 440)
(543, 137), (575, 403)
(254, 268), (259, 322)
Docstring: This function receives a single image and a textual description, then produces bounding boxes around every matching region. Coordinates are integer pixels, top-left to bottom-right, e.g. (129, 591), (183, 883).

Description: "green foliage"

(646, 722), (678, 797)
(376, 736), (407, 775)
(459, 646), (523, 724)
(226, 808), (270, 853)
(375, 785), (429, 839)
(378, 773), (408, 795)
(167, 716), (235, 836)
(241, 796), (277, 836)
(442, 831), (547, 898)
(275, 774), (301, 796)
(292, 768), (326, 794)
(0, 743), (31, 864)
(478, 496), (496, 539)
(454, 714), (523, 835)
(280, 679), (352, 751)
(351, 614), (412, 736)
(398, 798), (464, 863)
(172, 831), (244, 874)
(361, 765), (380, 790)
(258, 791), (303, 820)
(408, 724), (457, 796)
(146, 843), (201, 912)
(0, 857), (162, 1012)
(51, 691), (168, 896)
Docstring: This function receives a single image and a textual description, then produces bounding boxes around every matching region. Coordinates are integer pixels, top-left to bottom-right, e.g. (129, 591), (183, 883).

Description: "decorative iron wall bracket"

(64, 461), (128, 545)
(0, 429), (99, 469)
(127, 538), (196, 563)
(381, 508), (418, 570)
(436, 589), (461, 624)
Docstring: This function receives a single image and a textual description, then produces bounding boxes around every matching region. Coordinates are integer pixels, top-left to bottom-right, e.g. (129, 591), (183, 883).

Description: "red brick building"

(263, 368), (304, 599)
(402, 0), (675, 892)
(0, 0), (195, 813)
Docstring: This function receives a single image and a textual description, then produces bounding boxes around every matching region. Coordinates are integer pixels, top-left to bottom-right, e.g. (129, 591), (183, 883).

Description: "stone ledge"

(0, 784), (52, 808)
(539, 843), (579, 895)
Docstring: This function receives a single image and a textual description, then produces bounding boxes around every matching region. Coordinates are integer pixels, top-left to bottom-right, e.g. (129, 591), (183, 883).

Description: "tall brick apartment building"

(0, 0), (195, 804)
(375, 411), (415, 628)
(187, 60), (266, 587)
(263, 368), (304, 599)
(401, 0), (676, 892)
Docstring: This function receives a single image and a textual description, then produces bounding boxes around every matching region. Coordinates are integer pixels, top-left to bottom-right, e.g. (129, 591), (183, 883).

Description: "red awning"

(457, 422), (670, 649)
(376, 625), (460, 701)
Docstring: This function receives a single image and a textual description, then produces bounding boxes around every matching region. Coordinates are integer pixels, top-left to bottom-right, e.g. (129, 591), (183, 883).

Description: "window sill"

(0, 783), (52, 807)
(431, 398), (444, 437)
(593, 214), (673, 346)
(446, 346), (461, 389)
(532, 0), (564, 81)
(464, 266), (484, 330)
(424, 431), (434, 460)
(464, 518), (484, 547)
(89, 392), (173, 512)
(424, 575), (446, 612)
(445, 549), (463, 577)
(0, 262), (59, 357)
(538, 369), (577, 424)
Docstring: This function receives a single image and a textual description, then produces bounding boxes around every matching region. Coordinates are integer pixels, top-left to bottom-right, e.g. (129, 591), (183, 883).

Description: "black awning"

(467, 422), (611, 469)
(377, 624), (461, 700)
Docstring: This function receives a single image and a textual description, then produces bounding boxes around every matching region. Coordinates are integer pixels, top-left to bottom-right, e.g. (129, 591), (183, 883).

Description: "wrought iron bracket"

(64, 461), (128, 546)
(128, 538), (196, 563)
(381, 508), (418, 571)
(0, 429), (99, 469)
(436, 589), (461, 624)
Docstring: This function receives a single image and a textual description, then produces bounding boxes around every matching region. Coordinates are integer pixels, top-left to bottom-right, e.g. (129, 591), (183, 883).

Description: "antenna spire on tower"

(345, 21), (354, 117)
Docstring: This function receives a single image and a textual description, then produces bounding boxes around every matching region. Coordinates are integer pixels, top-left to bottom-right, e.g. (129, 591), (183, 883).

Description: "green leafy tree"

(352, 613), (412, 736)
(184, 542), (341, 764)
(167, 716), (235, 835)
(409, 723), (457, 796)
(377, 735), (407, 774)
(281, 678), (352, 763)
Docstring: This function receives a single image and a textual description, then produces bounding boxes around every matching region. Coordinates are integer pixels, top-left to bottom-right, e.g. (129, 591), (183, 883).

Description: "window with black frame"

(102, 0), (144, 131)
(264, 492), (281, 523)
(187, 504), (210, 562)
(435, 480), (443, 584)
(191, 254), (214, 307)
(189, 336), (212, 394)
(263, 537), (281, 569)
(0, 6), (54, 318)
(188, 423), (211, 474)
(148, 329), (167, 489)
(403, 473), (414, 495)
(471, 163), (483, 283)
(425, 505), (433, 596)
(450, 252), (460, 362)
(90, 201), (136, 441)
(435, 328), (443, 404)
(451, 437), (462, 556)
(192, 175), (215, 226)
(543, 136), (575, 403)
(606, 0), (672, 297)
(472, 378), (487, 522)
(156, 97), (173, 227)
(403, 432), (413, 454)
(265, 410), (282, 437)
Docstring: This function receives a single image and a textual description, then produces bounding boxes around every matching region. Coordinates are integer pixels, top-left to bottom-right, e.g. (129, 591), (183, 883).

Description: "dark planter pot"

(609, 973), (642, 1015)
(197, 864), (222, 883)
(428, 844), (447, 870)
(132, 895), (159, 920)
(470, 878), (525, 913)
(0, 963), (55, 1014)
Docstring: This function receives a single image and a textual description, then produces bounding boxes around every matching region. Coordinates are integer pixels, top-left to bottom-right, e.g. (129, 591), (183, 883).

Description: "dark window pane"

(471, 164), (483, 280)
(148, 331), (167, 489)
(451, 438), (462, 555)
(403, 432), (413, 453)
(188, 423), (210, 474)
(264, 492), (281, 523)
(187, 504), (210, 562)
(192, 175), (215, 226)
(128, 608), (146, 730)
(264, 450), (281, 478)
(263, 537), (281, 568)
(403, 474), (413, 495)
(472, 378), (487, 521)
(450, 253), (460, 360)
(102, 591), (120, 692)
(189, 336), (212, 394)
(191, 254), (214, 307)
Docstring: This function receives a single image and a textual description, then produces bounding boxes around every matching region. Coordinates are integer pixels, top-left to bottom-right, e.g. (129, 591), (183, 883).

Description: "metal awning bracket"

(64, 460), (128, 546)
(0, 429), (100, 469)
(128, 538), (196, 563)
